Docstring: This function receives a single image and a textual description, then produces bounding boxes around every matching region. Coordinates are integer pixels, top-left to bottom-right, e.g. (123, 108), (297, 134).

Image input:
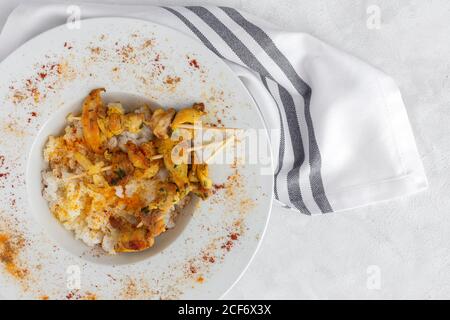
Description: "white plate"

(0, 18), (273, 299)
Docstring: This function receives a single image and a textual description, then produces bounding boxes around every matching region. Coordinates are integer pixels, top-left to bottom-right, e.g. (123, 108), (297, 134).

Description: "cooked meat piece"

(171, 103), (206, 129)
(193, 102), (205, 112)
(115, 225), (154, 253)
(104, 151), (134, 185)
(138, 204), (173, 238)
(147, 108), (176, 139)
(109, 216), (125, 230)
(140, 141), (158, 158)
(157, 138), (190, 189)
(196, 164), (212, 189)
(191, 182), (211, 200)
(123, 113), (145, 133)
(126, 141), (150, 169)
(147, 182), (183, 212)
(81, 88), (106, 153)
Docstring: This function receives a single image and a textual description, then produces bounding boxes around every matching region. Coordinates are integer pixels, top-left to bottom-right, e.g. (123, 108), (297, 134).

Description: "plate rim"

(0, 16), (275, 300)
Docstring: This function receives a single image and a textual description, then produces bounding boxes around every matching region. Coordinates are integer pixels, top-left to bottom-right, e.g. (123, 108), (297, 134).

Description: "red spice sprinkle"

(189, 265), (197, 274)
(27, 113), (37, 123)
(38, 73), (47, 80)
(0, 173), (9, 179)
(230, 233), (239, 241)
(221, 233), (240, 251)
(189, 59), (200, 69)
(213, 183), (225, 190)
(202, 255), (216, 263)
(221, 240), (234, 252)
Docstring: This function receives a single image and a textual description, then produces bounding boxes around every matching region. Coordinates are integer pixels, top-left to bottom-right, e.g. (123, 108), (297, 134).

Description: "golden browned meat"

(157, 138), (190, 189)
(171, 104), (206, 129)
(191, 183), (211, 200)
(123, 113), (145, 133)
(149, 182), (181, 212)
(81, 88), (106, 153)
(98, 104), (146, 137)
(147, 108), (176, 139)
(125, 141), (162, 179)
(140, 141), (158, 158)
(109, 216), (154, 253)
(196, 164), (212, 189)
(138, 208), (166, 234)
(138, 181), (188, 234)
(107, 112), (123, 135)
(126, 141), (151, 169)
(104, 151), (135, 185)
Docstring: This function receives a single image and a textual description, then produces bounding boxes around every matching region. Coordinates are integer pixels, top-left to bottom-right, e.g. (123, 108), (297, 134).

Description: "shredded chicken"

(147, 108), (176, 139)
(81, 88), (106, 153)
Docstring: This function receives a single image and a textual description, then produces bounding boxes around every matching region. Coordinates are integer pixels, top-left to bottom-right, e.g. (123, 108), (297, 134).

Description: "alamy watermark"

(366, 5), (381, 30)
(366, 265), (381, 290)
(66, 265), (81, 290)
(167, 122), (274, 175)
(66, 5), (81, 30)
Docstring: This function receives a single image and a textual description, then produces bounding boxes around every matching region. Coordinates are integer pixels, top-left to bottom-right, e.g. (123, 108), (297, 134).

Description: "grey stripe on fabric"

(303, 89), (332, 212)
(277, 84), (311, 215)
(162, 7), (223, 58)
(220, 7), (332, 213)
(186, 6), (311, 213)
(261, 76), (285, 202)
(186, 6), (272, 78)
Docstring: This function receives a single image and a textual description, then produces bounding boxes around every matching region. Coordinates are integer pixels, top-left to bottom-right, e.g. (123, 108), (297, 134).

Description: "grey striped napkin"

(0, 3), (428, 214)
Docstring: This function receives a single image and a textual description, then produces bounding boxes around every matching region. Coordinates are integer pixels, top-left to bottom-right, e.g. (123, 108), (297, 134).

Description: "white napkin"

(0, 2), (428, 214)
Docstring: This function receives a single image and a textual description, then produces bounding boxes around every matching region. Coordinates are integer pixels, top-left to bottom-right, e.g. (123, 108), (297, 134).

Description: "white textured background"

(1, 0), (449, 299)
